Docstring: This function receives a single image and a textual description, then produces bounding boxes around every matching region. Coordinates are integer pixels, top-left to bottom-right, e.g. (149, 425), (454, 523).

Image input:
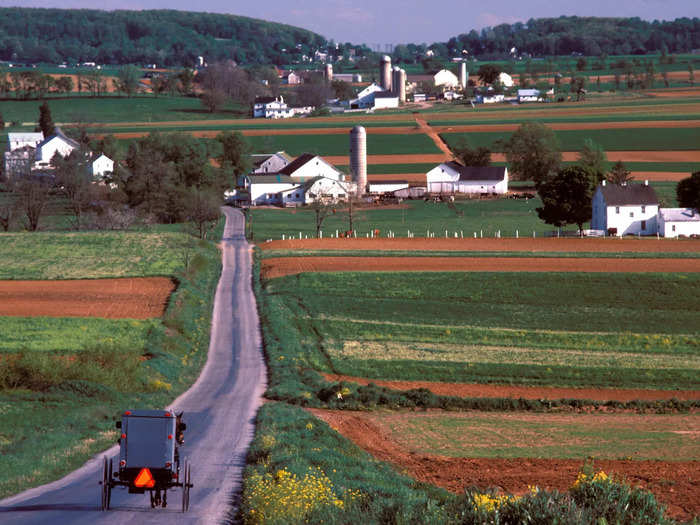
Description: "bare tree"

(607, 161), (633, 185)
(17, 175), (52, 231)
(0, 188), (18, 231)
(310, 200), (337, 238)
(185, 188), (221, 239)
(53, 149), (95, 230)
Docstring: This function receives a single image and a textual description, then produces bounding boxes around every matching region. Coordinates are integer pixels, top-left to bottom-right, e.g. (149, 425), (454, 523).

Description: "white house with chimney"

(591, 181), (659, 235)
(426, 161), (508, 194)
(90, 153), (114, 178)
(253, 96), (314, 119)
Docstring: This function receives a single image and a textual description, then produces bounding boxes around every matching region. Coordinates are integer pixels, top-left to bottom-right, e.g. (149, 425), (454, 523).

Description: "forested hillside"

(0, 8), (327, 66)
(437, 17), (700, 58)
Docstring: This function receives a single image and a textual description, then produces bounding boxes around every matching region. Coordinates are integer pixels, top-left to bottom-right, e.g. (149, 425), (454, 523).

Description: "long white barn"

(426, 161), (508, 194)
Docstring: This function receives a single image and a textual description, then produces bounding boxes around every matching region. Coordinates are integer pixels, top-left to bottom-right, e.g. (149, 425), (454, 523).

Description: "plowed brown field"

(0, 277), (174, 318)
(321, 373), (700, 402)
(260, 237), (700, 252)
(261, 256), (700, 279)
(309, 409), (700, 521)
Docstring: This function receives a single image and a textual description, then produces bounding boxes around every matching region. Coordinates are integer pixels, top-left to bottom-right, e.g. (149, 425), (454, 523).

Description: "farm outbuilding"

(426, 162), (508, 194)
(657, 208), (700, 237)
(368, 180), (410, 194)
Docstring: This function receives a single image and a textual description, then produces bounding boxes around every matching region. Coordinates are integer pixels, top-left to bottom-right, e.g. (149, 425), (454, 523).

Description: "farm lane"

(0, 207), (266, 524)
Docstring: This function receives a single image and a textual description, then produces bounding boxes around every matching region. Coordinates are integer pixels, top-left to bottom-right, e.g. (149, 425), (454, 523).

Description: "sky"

(2, 0), (699, 45)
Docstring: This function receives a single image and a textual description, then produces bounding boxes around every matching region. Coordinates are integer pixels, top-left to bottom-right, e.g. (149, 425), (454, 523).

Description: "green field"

(249, 199), (557, 242)
(263, 271), (700, 390)
(245, 132), (440, 156)
(441, 127), (700, 152)
(0, 231), (188, 279)
(0, 317), (156, 352)
(371, 411), (699, 461)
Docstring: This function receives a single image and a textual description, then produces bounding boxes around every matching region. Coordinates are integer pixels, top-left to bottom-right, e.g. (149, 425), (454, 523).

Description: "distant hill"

(435, 16), (700, 58)
(0, 8), (327, 66)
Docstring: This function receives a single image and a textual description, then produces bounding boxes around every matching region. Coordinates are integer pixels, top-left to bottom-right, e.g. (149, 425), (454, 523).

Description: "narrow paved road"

(0, 207), (266, 524)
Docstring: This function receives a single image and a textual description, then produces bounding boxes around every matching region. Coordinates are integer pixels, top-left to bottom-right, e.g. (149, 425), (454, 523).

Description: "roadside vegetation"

(0, 221), (223, 498)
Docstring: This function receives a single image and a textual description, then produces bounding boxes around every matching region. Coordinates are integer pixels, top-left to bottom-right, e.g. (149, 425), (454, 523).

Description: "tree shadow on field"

(169, 108), (247, 117)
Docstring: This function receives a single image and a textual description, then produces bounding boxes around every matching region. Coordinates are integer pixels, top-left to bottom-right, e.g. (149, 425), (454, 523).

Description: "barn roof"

(278, 153), (317, 175)
(599, 183), (658, 206)
(445, 161), (507, 181)
(658, 208), (700, 222)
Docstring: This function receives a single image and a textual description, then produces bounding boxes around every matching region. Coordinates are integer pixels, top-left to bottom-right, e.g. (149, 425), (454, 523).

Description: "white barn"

(373, 91), (399, 109)
(426, 162), (508, 194)
(349, 83), (398, 109)
(590, 181), (659, 236)
(251, 151), (293, 173)
(657, 208), (700, 237)
(369, 180), (410, 194)
(243, 174), (297, 205)
(277, 153), (345, 182)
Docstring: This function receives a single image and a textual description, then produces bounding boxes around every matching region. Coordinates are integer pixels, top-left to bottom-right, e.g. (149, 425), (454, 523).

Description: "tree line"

(0, 8), (326, 66)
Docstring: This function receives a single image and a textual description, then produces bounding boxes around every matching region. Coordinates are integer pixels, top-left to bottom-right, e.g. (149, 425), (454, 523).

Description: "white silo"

(349, 126), (367, 196)
(324, 63), (333, 83)
(380, 55), (392, 92)
(460, 61), (468, 89)
(398, 68), (407, 103)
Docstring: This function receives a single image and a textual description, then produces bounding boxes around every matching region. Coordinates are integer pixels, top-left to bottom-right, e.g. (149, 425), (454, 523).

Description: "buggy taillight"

(165, 462), (172, 468)
(121, 433), (126, 439)
(120, 460), (126, 467)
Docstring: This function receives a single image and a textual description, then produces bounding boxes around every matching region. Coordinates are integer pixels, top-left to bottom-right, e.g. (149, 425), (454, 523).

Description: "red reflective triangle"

(134, 468), (156, 488)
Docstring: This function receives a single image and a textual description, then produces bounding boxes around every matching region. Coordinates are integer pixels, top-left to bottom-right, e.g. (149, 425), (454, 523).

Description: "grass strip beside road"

(260, 249), (700, 259)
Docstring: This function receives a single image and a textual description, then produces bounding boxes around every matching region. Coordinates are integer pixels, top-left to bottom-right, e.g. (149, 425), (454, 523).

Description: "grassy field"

(0, 317), (156, 352)
(262, 271), (700, 390)
(245, 132), (440, 156)
(249, 199), (554, 242)
(0, 222), (222, 498)
(0, 231), (189, 279)
(370, 411), (700, 461)
(441, 127), (700, 152)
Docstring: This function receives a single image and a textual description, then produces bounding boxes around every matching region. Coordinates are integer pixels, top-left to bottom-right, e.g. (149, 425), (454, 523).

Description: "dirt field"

(261, 237), (700, 253)
(321, 373), (700, 402)
(261, 256), (700, 279)
(0, 277), (174, 318)
(309, 408), (700, 521)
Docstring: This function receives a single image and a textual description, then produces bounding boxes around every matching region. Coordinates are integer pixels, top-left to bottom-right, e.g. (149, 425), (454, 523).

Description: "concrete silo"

(397, 68), (407, 103)
(324, 63), (333, 83)
(349, 126), (367, 196)
(460, 61), (468, 90)
(380, 55), (392, 92)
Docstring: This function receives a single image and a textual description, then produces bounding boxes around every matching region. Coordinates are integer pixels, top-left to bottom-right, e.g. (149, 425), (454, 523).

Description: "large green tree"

(577, 138), (608, 183)
(215, 131), (251, 186)
(38, 101), (55, 137)
(452, 138), (491, 167)
(676, 171), (700, 211)
(503, 122), (561, 186)
(536, 165), (596, 233)
(115, 65), (141, 97)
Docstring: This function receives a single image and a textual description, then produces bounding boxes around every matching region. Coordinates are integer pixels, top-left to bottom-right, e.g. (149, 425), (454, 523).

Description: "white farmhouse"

(34, 127), (79, 168)
(590, 181), (659, 236)
(657, 208), (700, 237)
(373, 91), (399, 109)
(433, 69), (460, 89)
(277, 153), (345, 182)
(426, 162), (508, 194)
(251, 151), (293, 173)
(90, 153), (114, 178)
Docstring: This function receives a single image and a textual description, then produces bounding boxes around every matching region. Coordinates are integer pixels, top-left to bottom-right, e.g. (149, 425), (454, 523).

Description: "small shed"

(657, 208), (700, 237)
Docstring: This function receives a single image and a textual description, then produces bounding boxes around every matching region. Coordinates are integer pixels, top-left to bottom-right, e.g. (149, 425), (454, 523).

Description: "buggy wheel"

(181, 460), (191, 513)
(99, 457), (109, 511)
(106, 458), (113, 510)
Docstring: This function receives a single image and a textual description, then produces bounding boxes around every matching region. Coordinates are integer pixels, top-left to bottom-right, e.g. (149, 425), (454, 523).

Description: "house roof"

(278, 153), (318, 175)
(254, 96), (277, 104)
(37, 127), (80, 150)
(444, 161), (507, 181)
(7, 132), (44, 146)
(599, 183), (658, 206)
(247, 174), (295, 184)
(658, 208), (700, 222)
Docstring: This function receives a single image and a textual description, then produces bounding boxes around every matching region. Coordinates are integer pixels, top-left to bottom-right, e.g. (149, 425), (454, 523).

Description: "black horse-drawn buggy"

(99, 409), (193, 511)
